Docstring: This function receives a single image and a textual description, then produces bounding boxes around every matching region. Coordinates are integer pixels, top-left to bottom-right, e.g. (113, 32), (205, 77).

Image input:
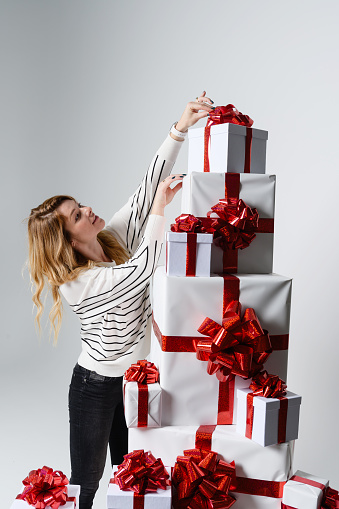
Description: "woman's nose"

(84, 206), (92, 216)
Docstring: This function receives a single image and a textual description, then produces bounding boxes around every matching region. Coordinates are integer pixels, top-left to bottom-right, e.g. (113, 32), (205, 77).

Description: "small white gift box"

(123, 379), (162, 428)
(188, 123), (268, 174)
(11, 484), (80, 509)
(282, 470), (329, 509)
(236, 387), (301, 447)
(165, 231), (213, 277)
(107, 465), (171, 509)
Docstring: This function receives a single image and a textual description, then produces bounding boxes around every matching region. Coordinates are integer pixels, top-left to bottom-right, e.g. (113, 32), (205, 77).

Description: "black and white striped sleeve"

(61, 215), (165, 318)
(105, 134), (183, 255)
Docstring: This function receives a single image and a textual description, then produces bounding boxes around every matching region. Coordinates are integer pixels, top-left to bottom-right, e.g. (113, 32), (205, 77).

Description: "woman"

(27, 92), (214, 509)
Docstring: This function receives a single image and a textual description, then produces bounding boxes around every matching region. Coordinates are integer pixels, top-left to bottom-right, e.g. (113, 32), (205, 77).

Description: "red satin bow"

(322, 487), (339, 509)
(124, 360), (159, 385)
(16, 466), (69, 509)
(171, 214), (208, 233)
(196, 301), (272, 382)
(207, 198), (259, 251)
(206, 104), (253, 129)
(113, 450), (170, 494)
(172, 448), (236, 509)
(250, 370), (287, 398)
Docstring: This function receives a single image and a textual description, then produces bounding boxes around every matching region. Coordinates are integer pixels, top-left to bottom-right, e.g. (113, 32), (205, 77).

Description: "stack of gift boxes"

(109, 106), (337, 509)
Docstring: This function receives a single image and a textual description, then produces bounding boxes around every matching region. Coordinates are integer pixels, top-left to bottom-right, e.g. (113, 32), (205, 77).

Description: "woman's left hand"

(175, 91), (215, 134)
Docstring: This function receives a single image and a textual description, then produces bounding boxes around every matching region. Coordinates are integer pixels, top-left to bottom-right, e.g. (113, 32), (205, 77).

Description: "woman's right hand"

(150, 174), (185, 216)
(174, 91), (214, 135)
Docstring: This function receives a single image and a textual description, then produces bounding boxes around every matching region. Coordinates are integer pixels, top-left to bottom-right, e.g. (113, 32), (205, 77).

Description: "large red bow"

(113, 450), (170, 494)
(172, 448), (236, 509)
(206, 104), (253, 129)
(207, 198), (259, 251)
(16, 466), (69, 509)
(124, 360), (159, 385)
(250, 370), (287, 398)
(171, 214), (208, 233)
(322, 487), (339, 509)
(196, 301), (272, 382)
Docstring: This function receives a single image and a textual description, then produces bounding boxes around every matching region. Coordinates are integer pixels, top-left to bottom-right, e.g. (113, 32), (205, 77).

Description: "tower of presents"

(109, 105), (305, 509)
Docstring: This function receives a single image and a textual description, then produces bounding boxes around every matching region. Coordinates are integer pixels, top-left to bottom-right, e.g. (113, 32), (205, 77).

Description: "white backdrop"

(1, 1), (338, 508)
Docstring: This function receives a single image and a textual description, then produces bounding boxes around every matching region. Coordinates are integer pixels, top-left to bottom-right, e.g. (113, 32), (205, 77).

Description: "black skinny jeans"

(68, 363), (128, 509)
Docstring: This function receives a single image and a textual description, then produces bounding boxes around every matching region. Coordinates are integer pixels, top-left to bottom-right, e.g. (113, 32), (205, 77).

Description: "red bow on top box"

(181, 172), (275, 274)
(166, 214), (213, 277)
(187, 104), (268, 174)
(236, 371), (302, 447)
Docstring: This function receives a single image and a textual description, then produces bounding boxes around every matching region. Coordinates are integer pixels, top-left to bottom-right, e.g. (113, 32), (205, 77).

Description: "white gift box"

(107, 465), (171, 509)
(282, 470), (329, 509)
(181, 172), (275, 274)
(11, 484), (80, 509)
(236, 388), (301, 447)
(165, 231), (213, 277)
(123, 379), (162, 428)
(129, 425), (294, 509)
(188, 123), (268, 174)
(150, 266), (291, 426)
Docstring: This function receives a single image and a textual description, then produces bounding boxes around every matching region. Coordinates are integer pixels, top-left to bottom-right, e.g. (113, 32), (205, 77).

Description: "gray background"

(1, 1), (338, 507)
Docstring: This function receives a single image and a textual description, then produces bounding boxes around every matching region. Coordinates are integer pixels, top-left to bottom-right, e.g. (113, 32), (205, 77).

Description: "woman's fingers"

(196, 91), (214, 105)
(162, 174), (186, 184)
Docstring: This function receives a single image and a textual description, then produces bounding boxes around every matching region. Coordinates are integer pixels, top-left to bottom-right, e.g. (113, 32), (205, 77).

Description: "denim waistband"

(73, 363), (123, 382)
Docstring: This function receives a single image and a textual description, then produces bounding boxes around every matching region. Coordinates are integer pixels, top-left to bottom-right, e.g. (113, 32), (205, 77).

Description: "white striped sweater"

(60, 134), (183, 376)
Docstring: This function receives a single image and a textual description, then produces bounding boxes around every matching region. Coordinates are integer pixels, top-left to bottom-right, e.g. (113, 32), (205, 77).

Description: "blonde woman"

(27, 93), (214, 509)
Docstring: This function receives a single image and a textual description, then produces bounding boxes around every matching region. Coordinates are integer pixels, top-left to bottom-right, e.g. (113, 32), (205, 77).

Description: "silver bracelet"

(170, 122), (188, 139)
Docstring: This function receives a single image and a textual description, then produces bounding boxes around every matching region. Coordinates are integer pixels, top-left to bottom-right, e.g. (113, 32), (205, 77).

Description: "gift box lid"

(237, 387), (302, 411)
(286, 470), (329, 490)
(166, 231), (213, 244)
(188, 123), (268, 140)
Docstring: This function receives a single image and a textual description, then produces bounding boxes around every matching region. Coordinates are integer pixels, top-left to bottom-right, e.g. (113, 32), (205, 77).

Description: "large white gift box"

(11, 484), (80, 509)
(150, 266), (291, 426)
(107, 464), (171, 509)
(188, 123), (268, 174)
(237, 387), (301, 447)
(282, 470), (329, 509)
(123, 379), (162, 428)
(165, 231), (213, 277)
(181, 172), (275, 273)
(129, 424), (294, 509)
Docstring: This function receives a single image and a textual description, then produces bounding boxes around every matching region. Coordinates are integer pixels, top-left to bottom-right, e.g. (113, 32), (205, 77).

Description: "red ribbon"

(245, 370), (288, 443)
(124, 361), (159, 428)
(207, 197), (259, 251)
(322, 487), (339, 508)
(111, 450), (170, 508)
(194, 427), (286, 499)
(16, 466), (70, 509)
(204, 104), (254, 173)
(172, 448), (237, 509)
(196, 301), (272, 383)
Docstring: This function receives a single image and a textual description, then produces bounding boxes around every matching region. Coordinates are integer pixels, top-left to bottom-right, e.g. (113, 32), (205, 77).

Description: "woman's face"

(58, 199), (105, 245)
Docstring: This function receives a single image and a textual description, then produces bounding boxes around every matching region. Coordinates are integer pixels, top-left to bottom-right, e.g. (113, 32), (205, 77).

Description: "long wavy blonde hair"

(27, 195), (129, 343)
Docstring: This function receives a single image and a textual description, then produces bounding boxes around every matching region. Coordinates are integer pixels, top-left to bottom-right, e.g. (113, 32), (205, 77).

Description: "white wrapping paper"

(150, 266), (291, 426)
(123, 379), (162, 428)
(181, 172), (275, 274)
(237, 388), (302, 446)
(187, 123), (268, 174)
(282, 470), (329, 509)
(165, 231), (213, 277)
(107, 465), (171, 509)
(129, 425), (294, 509)
(11, 485), (80, 509)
